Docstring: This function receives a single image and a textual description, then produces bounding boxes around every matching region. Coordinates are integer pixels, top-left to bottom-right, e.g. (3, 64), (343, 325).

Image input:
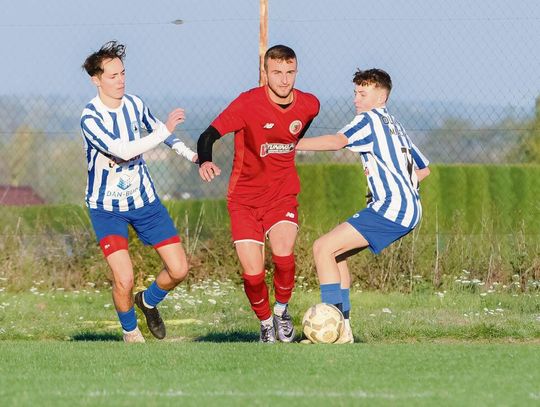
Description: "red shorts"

(227, 195), (299, 244)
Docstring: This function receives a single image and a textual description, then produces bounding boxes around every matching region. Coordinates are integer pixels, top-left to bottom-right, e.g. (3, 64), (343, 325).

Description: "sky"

(1, 0), (539, 111)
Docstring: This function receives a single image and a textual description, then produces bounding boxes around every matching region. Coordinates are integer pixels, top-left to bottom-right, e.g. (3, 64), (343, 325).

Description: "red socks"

(242, 254), (295, 321)
(272, 254), (295, 304)
(242, 272), (271, 320)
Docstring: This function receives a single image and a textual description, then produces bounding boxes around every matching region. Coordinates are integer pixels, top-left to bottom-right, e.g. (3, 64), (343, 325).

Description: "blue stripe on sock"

(320, 283), (342, 305)
(117, 307), (137, 332)
(143, 281), (169, 307)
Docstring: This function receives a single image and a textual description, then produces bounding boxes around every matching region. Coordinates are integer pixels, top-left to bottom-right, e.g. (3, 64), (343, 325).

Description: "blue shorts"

(347, 207), (413, 254)
(88, 199), (178, 246)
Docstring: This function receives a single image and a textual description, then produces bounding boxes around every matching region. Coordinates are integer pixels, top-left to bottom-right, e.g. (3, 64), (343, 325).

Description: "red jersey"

(212, 86), (320, 207)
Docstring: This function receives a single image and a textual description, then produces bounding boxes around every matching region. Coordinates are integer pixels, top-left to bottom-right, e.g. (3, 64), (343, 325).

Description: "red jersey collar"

(264, 86), (297, 113)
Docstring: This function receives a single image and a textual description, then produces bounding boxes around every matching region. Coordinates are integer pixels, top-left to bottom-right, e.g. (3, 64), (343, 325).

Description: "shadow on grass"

(70, 332), (122, 342)
(195, 331), (259, 343)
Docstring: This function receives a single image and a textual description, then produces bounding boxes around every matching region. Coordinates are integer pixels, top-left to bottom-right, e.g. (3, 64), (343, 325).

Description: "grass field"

(1, 281), (539, 406)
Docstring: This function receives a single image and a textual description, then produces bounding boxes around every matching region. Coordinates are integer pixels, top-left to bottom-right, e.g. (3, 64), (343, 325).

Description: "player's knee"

(113, 275), (134, 293)
(271, 243), (294, 257)
(313, 237), (330, 258)
(166, 258), (189, 283)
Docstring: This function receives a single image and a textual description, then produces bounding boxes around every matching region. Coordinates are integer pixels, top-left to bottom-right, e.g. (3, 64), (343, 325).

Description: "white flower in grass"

(104, 303), (112, 308)
(382, 308), (392, 314)
(495, 308), (504, 313)
(174, 304), (182, 311)
(435, 292), (445, 298)
(208, 299), (217, 305)
(480, 293), (487, 297)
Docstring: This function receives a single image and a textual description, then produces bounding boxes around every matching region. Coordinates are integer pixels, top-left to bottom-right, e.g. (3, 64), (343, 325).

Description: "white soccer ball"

(302, 303), (344, 343)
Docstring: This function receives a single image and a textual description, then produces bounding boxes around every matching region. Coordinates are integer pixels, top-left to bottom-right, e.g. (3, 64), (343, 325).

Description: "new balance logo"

(104, 244), (111, 249)
(263, 123), (275, 129)
(285, 212), (295, 219)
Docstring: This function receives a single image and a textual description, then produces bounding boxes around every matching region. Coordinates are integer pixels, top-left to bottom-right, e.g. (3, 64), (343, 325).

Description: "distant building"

(0, 185), (45, 205)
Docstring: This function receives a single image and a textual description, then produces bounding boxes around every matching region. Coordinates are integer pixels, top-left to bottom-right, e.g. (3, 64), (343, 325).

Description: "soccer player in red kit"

(197, 45), (320, 342)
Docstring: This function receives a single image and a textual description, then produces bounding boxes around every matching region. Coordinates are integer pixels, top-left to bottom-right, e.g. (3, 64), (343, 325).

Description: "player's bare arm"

(296, 133), (348, 151)
(415, 167), (430, 182)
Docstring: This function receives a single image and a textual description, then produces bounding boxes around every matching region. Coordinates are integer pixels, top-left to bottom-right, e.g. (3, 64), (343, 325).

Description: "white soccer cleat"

(273, 306), (296, 343)
(123, 327), (146, 343)
(334, 321), (354, 344)
(259, 322), (277, 343)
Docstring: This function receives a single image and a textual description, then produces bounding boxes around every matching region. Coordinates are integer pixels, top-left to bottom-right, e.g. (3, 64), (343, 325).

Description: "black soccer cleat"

(134, 291), (166, 339)
(273, 306), (296, 343)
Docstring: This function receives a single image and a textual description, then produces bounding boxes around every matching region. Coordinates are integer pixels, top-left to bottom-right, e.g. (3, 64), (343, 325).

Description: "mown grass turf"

(1, 286), (539, 406)
(1, 341), (539, 406)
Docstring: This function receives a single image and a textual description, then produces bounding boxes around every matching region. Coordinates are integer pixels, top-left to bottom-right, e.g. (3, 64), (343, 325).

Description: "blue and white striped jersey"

(340, 107), (429, 228)
(80, 94), (195, 211)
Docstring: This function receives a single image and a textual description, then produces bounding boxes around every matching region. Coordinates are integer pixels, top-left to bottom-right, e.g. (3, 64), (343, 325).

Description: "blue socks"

(117, 307), (137, 332)
(143, 281), (169, 308)
(320, 284), (351, 319)
(320, 283), (342, 311)
(341, 288), (350, 319)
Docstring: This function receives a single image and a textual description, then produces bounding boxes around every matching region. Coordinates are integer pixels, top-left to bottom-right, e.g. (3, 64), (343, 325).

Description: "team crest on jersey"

(260, 142), (295, 157)
(117, 174), (133, 190)
(289, 119), (303, 135)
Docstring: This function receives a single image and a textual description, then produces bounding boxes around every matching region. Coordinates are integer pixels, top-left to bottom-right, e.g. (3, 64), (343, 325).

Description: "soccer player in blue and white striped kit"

(296, 69), (430, 343)
(81, 41), (197, 342)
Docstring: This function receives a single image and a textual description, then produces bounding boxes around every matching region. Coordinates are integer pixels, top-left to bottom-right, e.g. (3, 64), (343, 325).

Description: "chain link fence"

(0, 0), (539, 205)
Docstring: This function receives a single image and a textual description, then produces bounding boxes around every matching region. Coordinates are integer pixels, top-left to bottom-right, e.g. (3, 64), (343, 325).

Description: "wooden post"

(259, 0), (268, 86)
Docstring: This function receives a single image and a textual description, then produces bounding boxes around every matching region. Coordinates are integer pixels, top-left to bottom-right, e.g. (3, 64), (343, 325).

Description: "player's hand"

(165, 108), (185, 133)
(191, 154), (199, 164)
(199, 161), (221, 182)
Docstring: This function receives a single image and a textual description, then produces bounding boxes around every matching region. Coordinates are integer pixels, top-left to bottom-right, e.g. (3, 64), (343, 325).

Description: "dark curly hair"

(353, 68), (392, 96)
(82, 41), (126, 77)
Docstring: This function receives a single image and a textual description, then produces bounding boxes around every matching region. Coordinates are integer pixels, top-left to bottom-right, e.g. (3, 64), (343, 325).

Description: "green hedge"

(298, 163), (540, 234)
(1, 164), (538, 235)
